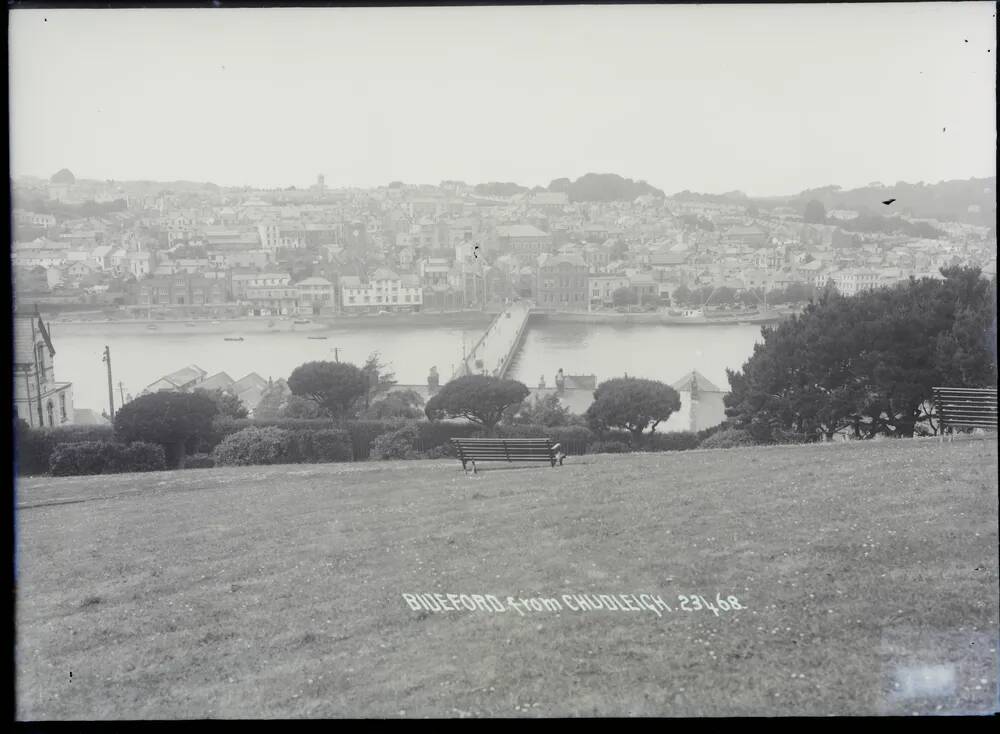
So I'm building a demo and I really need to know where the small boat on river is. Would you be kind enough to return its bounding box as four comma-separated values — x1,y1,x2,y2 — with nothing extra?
224,337,245,342
307,336,328,340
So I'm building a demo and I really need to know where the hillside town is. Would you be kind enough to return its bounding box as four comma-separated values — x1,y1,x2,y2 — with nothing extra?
13,171,997,319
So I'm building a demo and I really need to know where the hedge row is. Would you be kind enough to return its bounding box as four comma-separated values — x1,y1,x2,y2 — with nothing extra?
49,441,166,476
15,415,727,477
15,423,117,476
213,427,353,466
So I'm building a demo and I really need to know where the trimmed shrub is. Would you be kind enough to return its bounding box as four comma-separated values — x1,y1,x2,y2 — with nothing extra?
635,431,700,452
415,420,482,449
213,426,290,466
283,429,353,463
49,441,166,476
109,442,168,473
699,428,756,449
345,419,407,460
587,440,632,454
371,424,421,460
497,423,549,438
407,444,454,460
548,425,596,455
15,423,118,476
182,453,216,469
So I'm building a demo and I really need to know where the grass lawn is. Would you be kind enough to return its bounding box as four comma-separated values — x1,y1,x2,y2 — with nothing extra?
15,438,999,718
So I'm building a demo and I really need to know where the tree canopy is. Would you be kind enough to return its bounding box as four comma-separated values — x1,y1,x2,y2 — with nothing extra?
425,375,530,433
803,200,827,224
113,391,219,466
192,387,248,419
505,393,577,427
724,267,997,441
287,361,369,419
361,389,426,420
613,286,639,307
584,377,682,438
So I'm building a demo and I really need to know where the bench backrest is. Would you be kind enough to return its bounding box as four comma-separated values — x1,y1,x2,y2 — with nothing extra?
451,438,556,458
932,387,998,430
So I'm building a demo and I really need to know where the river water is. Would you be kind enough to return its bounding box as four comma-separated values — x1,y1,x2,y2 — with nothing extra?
46,318,764,412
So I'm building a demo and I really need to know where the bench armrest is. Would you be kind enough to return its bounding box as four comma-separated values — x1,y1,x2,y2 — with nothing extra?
550,443,562,453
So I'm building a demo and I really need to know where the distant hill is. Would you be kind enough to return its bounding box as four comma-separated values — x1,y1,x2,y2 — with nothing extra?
759,177,996,227
473,182,530,197
670,190,750,204
549,173,665,202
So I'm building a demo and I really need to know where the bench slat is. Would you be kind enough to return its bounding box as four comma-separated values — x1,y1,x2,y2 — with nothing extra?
450,437,562,471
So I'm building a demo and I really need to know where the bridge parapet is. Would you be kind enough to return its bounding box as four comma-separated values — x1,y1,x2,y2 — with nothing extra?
453,301,533,380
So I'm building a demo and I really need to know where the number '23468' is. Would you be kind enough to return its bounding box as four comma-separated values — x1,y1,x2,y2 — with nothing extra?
678,594,745,615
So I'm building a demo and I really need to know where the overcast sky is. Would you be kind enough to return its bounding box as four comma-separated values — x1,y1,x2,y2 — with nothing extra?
8,3,996,196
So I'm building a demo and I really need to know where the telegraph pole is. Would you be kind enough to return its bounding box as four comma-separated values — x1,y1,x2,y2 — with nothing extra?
102,346,115,421
118,381,126,405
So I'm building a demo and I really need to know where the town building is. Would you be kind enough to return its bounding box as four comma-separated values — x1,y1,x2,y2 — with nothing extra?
588,275,632,307
340,268,423,313
536,253,589,310
136,275,228,306
495,224,553,257
13,312,74,428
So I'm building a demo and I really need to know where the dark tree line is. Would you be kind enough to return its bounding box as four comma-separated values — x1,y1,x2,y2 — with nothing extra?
724,267,997,442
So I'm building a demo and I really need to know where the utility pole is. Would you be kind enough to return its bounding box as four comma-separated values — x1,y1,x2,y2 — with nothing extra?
102,346,115,421
118,381,126,405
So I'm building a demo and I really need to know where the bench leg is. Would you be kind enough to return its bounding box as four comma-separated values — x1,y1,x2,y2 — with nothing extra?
472,460,477,475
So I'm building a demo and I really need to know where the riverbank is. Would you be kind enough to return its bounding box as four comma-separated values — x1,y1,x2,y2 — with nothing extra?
49,310,495,333
534,309,796,325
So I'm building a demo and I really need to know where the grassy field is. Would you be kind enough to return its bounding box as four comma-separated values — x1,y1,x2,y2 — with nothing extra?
15,438,999,718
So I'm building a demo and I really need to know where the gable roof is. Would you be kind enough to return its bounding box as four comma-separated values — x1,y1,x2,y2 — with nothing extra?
199,372,236,391
233,372,268,393
670,370,724,393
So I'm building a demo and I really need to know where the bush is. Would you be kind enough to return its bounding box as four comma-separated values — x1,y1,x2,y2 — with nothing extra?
15,423,117,476
283,429,353,463
208,417,394,460
634,431,700,452
114,391,219,467
414,421,482,449
345,419,407,460
371,424,421,460
413,444,454,459
182,453,216,469
213,426,290,466
549,425,596,455
587,440,632,454
699,428,756,449
49,441,166,476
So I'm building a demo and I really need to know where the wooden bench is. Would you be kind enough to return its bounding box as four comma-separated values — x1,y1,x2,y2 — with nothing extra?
931,386,998,441
451,437,564,474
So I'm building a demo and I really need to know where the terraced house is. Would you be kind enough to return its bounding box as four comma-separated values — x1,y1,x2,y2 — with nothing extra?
340,268,423,313
536,253,589,310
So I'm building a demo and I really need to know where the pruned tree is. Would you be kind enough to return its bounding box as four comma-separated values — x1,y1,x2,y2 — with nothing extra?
193,387,248,419
584,377,682,440
424,375,530,434
361,389,426,420
113,391,219,467
505,392,574,427
287,361,369,419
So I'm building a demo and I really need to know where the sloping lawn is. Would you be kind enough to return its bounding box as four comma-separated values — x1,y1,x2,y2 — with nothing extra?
15,438,999,718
